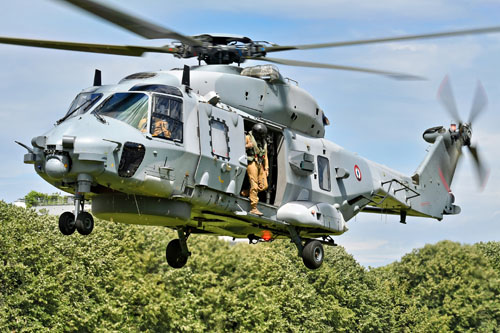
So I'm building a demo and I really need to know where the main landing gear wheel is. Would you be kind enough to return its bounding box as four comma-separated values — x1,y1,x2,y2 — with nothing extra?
58,212,76,235
75,212,94,235
166,239,189,268
302,240,324,270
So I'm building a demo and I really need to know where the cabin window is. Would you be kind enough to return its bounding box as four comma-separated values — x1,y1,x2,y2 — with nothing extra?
94,92,148,131
317,156,331,191
150,94,183,142
209,118,229,159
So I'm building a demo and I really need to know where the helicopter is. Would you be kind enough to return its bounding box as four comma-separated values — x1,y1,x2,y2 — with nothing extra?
6,0,495,269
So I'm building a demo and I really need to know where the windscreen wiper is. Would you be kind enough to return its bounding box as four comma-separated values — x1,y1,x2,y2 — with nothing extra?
93,111,106,123
56,94,101,125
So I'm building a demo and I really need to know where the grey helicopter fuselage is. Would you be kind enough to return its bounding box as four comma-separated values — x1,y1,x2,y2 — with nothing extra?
24,64,462,243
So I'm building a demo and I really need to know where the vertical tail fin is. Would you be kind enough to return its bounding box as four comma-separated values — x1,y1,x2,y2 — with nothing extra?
412,128,462,218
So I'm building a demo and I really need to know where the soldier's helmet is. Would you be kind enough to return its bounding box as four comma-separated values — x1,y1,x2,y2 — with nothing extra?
252,123,267,138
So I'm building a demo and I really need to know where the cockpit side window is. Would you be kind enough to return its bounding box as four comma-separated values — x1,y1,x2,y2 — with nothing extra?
151,94,183,142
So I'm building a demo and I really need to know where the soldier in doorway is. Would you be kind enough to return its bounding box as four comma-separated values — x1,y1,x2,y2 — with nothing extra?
242,123,269,215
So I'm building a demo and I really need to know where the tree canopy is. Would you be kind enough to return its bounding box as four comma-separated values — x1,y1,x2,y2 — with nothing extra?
0,201,498,332
23,191,70,208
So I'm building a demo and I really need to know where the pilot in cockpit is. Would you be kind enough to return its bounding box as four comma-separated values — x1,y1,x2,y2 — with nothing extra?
151,117,171,138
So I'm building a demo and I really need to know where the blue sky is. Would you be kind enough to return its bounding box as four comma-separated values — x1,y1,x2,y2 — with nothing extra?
0,0,499,267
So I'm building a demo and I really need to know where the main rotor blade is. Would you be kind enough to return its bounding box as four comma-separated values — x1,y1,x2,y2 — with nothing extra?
437,75,462,124
56,0,202,46
468,80,488,125
248,56,426,80
0,36,178,56
265,26,500,52
468,145,489,189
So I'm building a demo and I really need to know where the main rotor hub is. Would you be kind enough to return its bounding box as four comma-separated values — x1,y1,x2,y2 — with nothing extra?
176,34,268,65
460,123,472,146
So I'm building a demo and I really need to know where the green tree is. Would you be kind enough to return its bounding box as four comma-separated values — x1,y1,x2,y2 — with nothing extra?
374,241,500,332
23,190,48,207
23,191,69,207
476,241,500,274
1,201,499,332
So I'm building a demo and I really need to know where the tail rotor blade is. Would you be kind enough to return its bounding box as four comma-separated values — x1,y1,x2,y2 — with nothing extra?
468,145,489,189
437,75,462,124
468,80,488,125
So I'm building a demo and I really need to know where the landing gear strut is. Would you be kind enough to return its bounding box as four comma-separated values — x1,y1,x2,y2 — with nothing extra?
166,228,191,268
287,226,325,270
58,193,94,236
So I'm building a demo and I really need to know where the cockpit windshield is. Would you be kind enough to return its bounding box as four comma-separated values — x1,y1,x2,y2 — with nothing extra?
59,92,102,124
94,92,149,131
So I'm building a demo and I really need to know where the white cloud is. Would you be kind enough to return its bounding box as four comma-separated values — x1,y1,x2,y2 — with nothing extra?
338,239,388,251
353,253,405,266
356,40,484,80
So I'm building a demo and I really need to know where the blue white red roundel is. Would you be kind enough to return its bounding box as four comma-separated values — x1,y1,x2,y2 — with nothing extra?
354,165,362,181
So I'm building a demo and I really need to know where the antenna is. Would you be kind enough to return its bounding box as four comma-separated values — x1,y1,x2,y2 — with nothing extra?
93,69,102,86
182,65,190,91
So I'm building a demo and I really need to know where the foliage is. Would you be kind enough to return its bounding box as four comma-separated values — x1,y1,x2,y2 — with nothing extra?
23,190,46,207
1,201,499,332
23,191,70,208
372,241,500,332
476,241,500,274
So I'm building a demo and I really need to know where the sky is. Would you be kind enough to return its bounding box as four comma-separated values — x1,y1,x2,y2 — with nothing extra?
0,0,499,267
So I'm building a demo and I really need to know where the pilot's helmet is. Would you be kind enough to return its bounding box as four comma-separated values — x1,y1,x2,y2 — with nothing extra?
252,123,267,138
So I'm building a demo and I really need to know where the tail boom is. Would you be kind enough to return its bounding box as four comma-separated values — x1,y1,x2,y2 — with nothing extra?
363,127,463,220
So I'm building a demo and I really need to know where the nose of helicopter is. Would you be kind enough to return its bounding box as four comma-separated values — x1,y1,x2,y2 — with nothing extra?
33,113,151,189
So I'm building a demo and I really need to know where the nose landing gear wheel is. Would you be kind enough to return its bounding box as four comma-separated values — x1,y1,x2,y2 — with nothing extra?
166,239,189,268
75,212,94,235
58,212,76,235
302,240,324,269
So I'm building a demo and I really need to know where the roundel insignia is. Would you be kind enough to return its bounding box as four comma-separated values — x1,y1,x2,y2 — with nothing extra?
354,165,362,181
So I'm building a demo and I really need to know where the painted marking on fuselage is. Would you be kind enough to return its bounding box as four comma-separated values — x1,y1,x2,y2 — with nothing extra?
438,167,451,193
218,176,224,183
354,165,362,181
